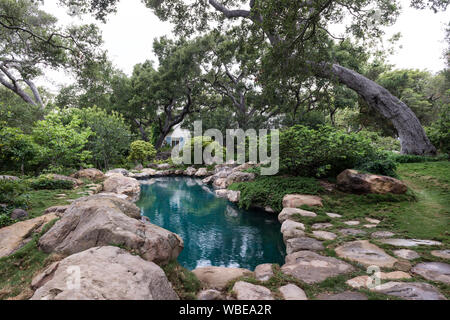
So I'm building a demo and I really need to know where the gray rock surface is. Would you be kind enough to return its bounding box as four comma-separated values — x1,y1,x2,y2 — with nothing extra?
411,262,450,284
371,282,446,300
335,240,397,267
31,246,179,300
282,251,354,284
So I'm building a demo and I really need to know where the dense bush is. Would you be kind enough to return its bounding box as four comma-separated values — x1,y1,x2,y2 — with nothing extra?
70,107,134,169
356,156,399,177
181,136,225,164
32,111,92,170
128,140,157,165
278,125,376,177
426,104,450,156
0,180,30,207
228,176,324,212
0,125,39,174
29,176,74,190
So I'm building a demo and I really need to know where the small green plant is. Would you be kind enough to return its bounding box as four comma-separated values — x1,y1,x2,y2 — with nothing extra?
162,260,201,300
128,140,157,165
229,176,323,212
29,176,74,190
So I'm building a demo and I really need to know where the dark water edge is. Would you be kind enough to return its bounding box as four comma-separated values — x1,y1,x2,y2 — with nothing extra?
136,177,286,270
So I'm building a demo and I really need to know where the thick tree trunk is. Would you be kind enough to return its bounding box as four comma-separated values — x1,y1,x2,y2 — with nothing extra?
315,63,437,155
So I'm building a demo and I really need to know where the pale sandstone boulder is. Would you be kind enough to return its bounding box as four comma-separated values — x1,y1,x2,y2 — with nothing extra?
232,281,274,300
231,162,258,173
213,178,228,189
215,189,229,199
393,249,420,260
0,213,58,258
227,190,240,203
370,282,446,300
278,208,317,223
38,196,183,265
286,237,324,254
105,168,130,177
195,168,208,177
282,194,323,208
431,250,450,259
103,174,141,202
184,167,197,176
346,272,411,289
72,168,105,181
312,231,337,241
192,267,253,290
282,251,354,284
337,169,407,194
30,246,179,300
335,240,397,268
225,171,256,187
254,264,274,282
278,284,307,300
411,262,450,284
280,220,306,242
197,289,224,300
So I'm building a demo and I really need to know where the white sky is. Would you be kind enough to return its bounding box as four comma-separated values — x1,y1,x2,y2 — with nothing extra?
38,0,449,92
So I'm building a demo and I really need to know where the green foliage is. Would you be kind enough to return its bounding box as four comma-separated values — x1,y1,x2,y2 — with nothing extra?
0,125,39,174
162,260,201,300
181,136,225,164
356,157,399,178
278,125,376,177
0,180,30,208
229,176,323,212
128,140,156,165
426,104,450,155
31,110,92,169
70,106,133,169
29,176,74,190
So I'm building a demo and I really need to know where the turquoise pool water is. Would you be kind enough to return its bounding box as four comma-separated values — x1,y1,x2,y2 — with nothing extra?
136,177,286,270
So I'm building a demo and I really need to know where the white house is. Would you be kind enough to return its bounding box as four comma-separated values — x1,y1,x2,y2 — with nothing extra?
164,124,191,148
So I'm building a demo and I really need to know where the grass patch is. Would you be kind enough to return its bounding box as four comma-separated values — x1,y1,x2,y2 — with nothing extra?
162,260,202,300
229,176,324,212
0,219,59,300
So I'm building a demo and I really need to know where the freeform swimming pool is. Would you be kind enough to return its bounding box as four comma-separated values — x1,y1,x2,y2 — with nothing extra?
136,177,286,270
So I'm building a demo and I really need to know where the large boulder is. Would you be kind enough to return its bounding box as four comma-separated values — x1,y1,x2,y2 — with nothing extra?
72,168,105,181
286,237,324,254
411,262,450,284
282,194,323,208
105,168,130,177
0,213,58,258
370,282,446,300
38,196,183,265
103,175,140,202
232,281,274,300
335,240,398,268
184,167,197,176
337,169,407,194
195,168,209,177
282,251,355,284
192,267,253,290
278,208,317,223
71,194,141,219
30,246,179,300
225,171,255,187
280,220,305,242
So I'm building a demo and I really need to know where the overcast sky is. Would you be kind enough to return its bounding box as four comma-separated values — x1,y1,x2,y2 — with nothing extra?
39,0,449,92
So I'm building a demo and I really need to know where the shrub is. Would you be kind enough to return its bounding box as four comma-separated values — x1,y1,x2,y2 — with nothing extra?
29,176,74,190
181,136,225,164
228,176,324,212
0,179,30,208
356,156,399,178
425,104,450,155
128,140,157,165
278,125,376,177
0,125,39,174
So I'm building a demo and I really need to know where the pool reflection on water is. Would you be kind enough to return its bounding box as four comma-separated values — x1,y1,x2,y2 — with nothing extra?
136,177,286,270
